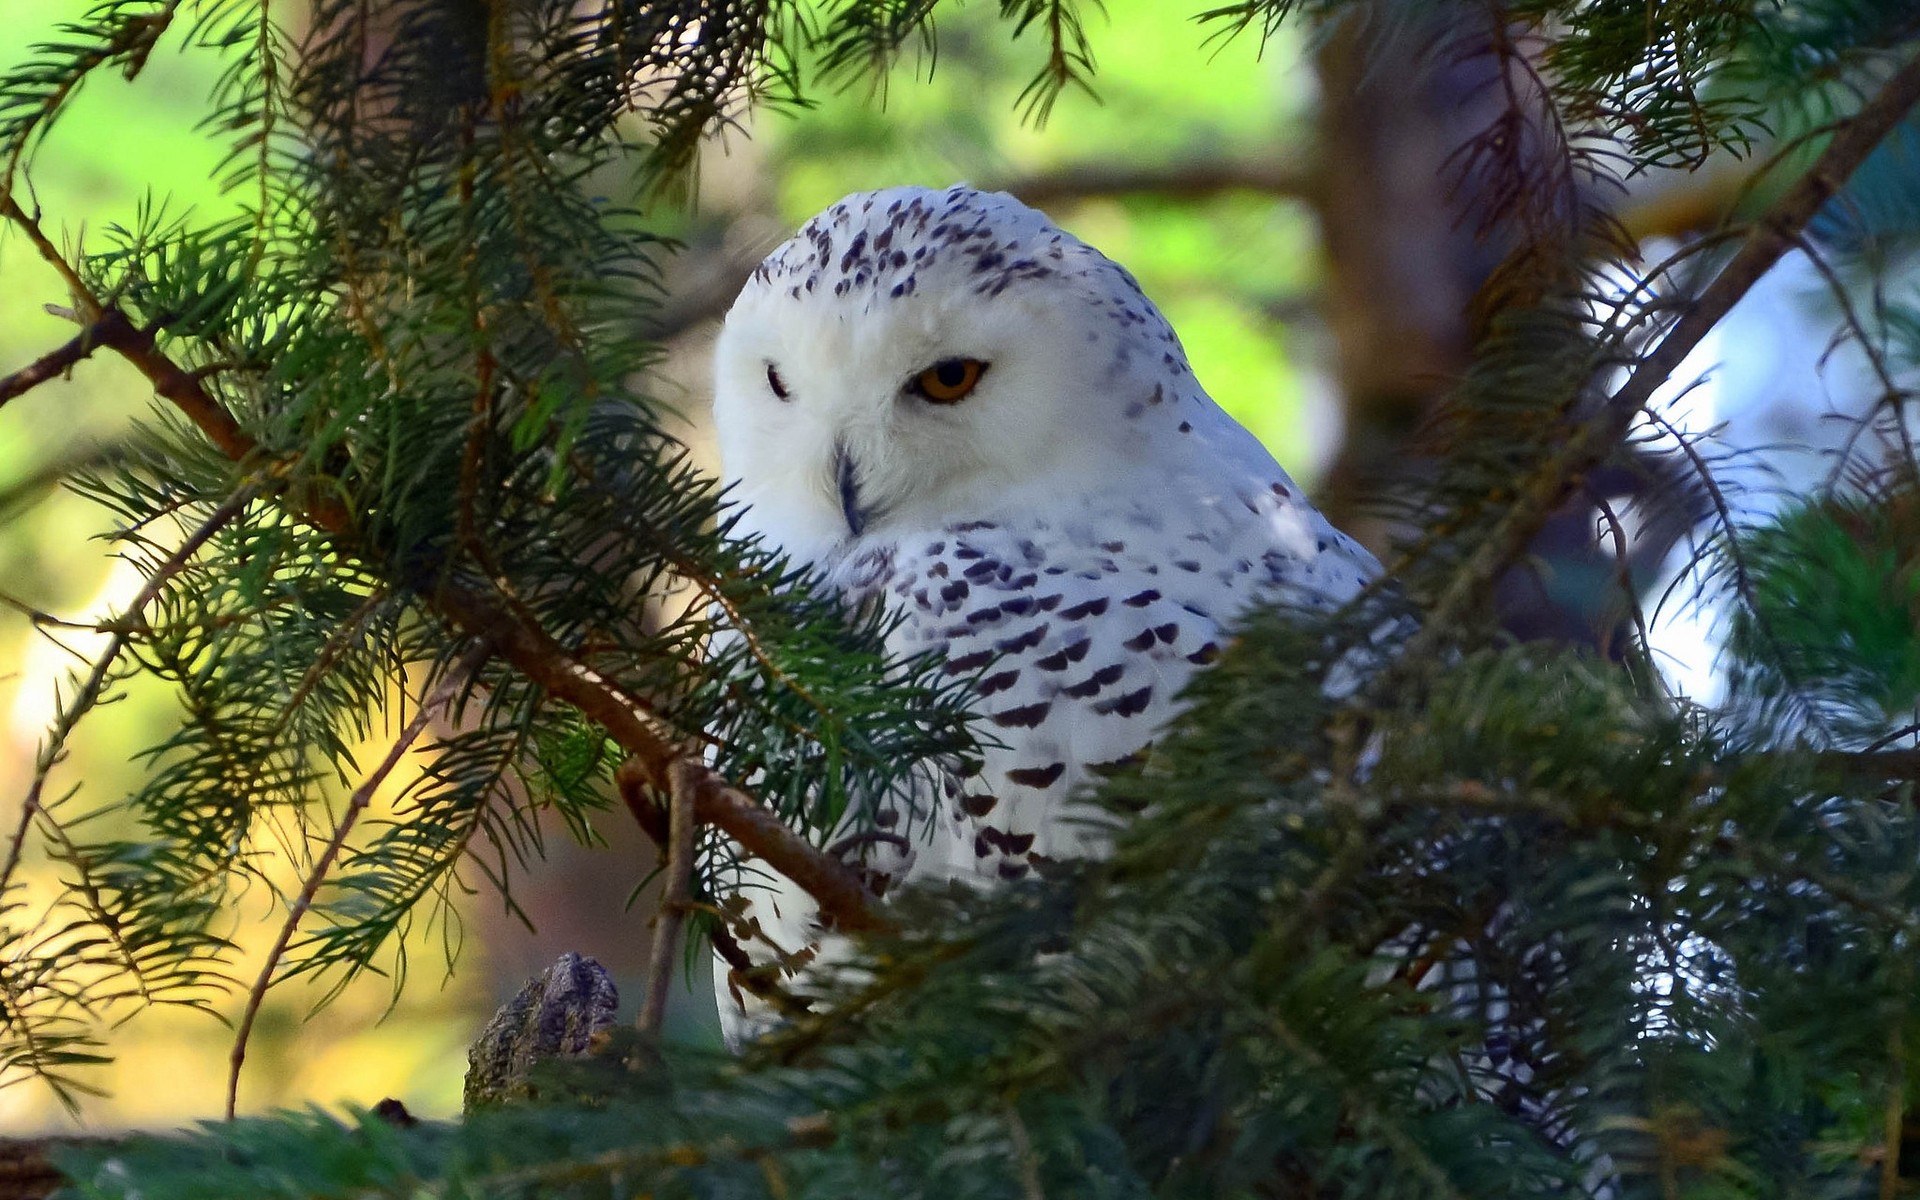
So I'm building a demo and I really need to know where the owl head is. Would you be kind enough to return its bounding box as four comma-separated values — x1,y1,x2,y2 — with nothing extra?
711,185,1217,565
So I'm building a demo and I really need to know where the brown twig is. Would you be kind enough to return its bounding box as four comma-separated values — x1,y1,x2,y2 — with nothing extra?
637,758,701,1034
87,309,258,467
0,327,101,409
225,645,490,1119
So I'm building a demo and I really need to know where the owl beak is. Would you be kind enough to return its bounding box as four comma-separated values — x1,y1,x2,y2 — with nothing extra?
833,441,868,537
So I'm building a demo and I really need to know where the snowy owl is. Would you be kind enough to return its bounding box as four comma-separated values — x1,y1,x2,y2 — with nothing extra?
709,184,1380,1040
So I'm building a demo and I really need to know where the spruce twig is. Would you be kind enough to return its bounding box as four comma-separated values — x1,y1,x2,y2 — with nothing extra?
224,644,491,1120
2,487,258,903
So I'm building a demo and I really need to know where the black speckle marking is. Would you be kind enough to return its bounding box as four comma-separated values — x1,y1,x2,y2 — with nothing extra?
1007,763,1066,788
946,648,995,673
1088,748,1151,777
940,581,969,604
991,700,1052,729
1062,663,1125,698
960,793,999,817
1188,642,1222,665
1153,622,1180,644
977,668,1020,695
1123,629,1157,652
1093,684,1154,717
997,626,1046,653
1122,589,1160,607
1059,597,1109,620
1033,639,1092,671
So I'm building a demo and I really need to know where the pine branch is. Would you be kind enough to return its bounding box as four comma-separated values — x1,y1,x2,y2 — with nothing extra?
224,645,488,1120
0,210,891,940
2,486,257,904
1414,49,1920,650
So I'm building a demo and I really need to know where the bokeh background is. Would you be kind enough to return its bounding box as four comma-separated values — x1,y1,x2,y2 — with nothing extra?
0,0,1892,1132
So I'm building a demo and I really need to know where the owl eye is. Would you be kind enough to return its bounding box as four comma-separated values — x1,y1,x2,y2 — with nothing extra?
766,364,791,400
911,357,987,405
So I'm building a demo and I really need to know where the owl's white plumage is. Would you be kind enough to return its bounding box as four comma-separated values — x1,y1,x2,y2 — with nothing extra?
710,185,1378,1039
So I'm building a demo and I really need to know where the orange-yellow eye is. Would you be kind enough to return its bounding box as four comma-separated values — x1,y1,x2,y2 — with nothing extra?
913,357,987,404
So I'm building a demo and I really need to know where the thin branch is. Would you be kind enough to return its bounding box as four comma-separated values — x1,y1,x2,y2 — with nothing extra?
1589,492,1659,692
87,308,258,468
1823,748,1920,782
446,591,889,934
637,758,700,1035
1004,1103,1047,1200
2,488,256,903
0,327,101,409
641,157,1321,343
0,193,100,321
225,644,490,1120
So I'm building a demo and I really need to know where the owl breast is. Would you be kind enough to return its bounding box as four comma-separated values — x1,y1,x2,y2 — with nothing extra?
828,476,1377,886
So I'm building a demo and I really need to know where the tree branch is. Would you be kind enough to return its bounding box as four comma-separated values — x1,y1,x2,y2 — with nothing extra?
995,155,1318,208
636,758,700,1035
641,156,1321,344
0,327,101,409
225,646,489,1120
1414,51,1920,644
0,201,889,941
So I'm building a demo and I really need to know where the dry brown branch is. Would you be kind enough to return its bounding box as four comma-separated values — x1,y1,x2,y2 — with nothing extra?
224,645,490,1119
642,157,1322,344
0,328,101,409
636,758,701,1034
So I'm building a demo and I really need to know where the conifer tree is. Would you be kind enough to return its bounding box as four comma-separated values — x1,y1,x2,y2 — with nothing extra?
1,1,1918,1196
